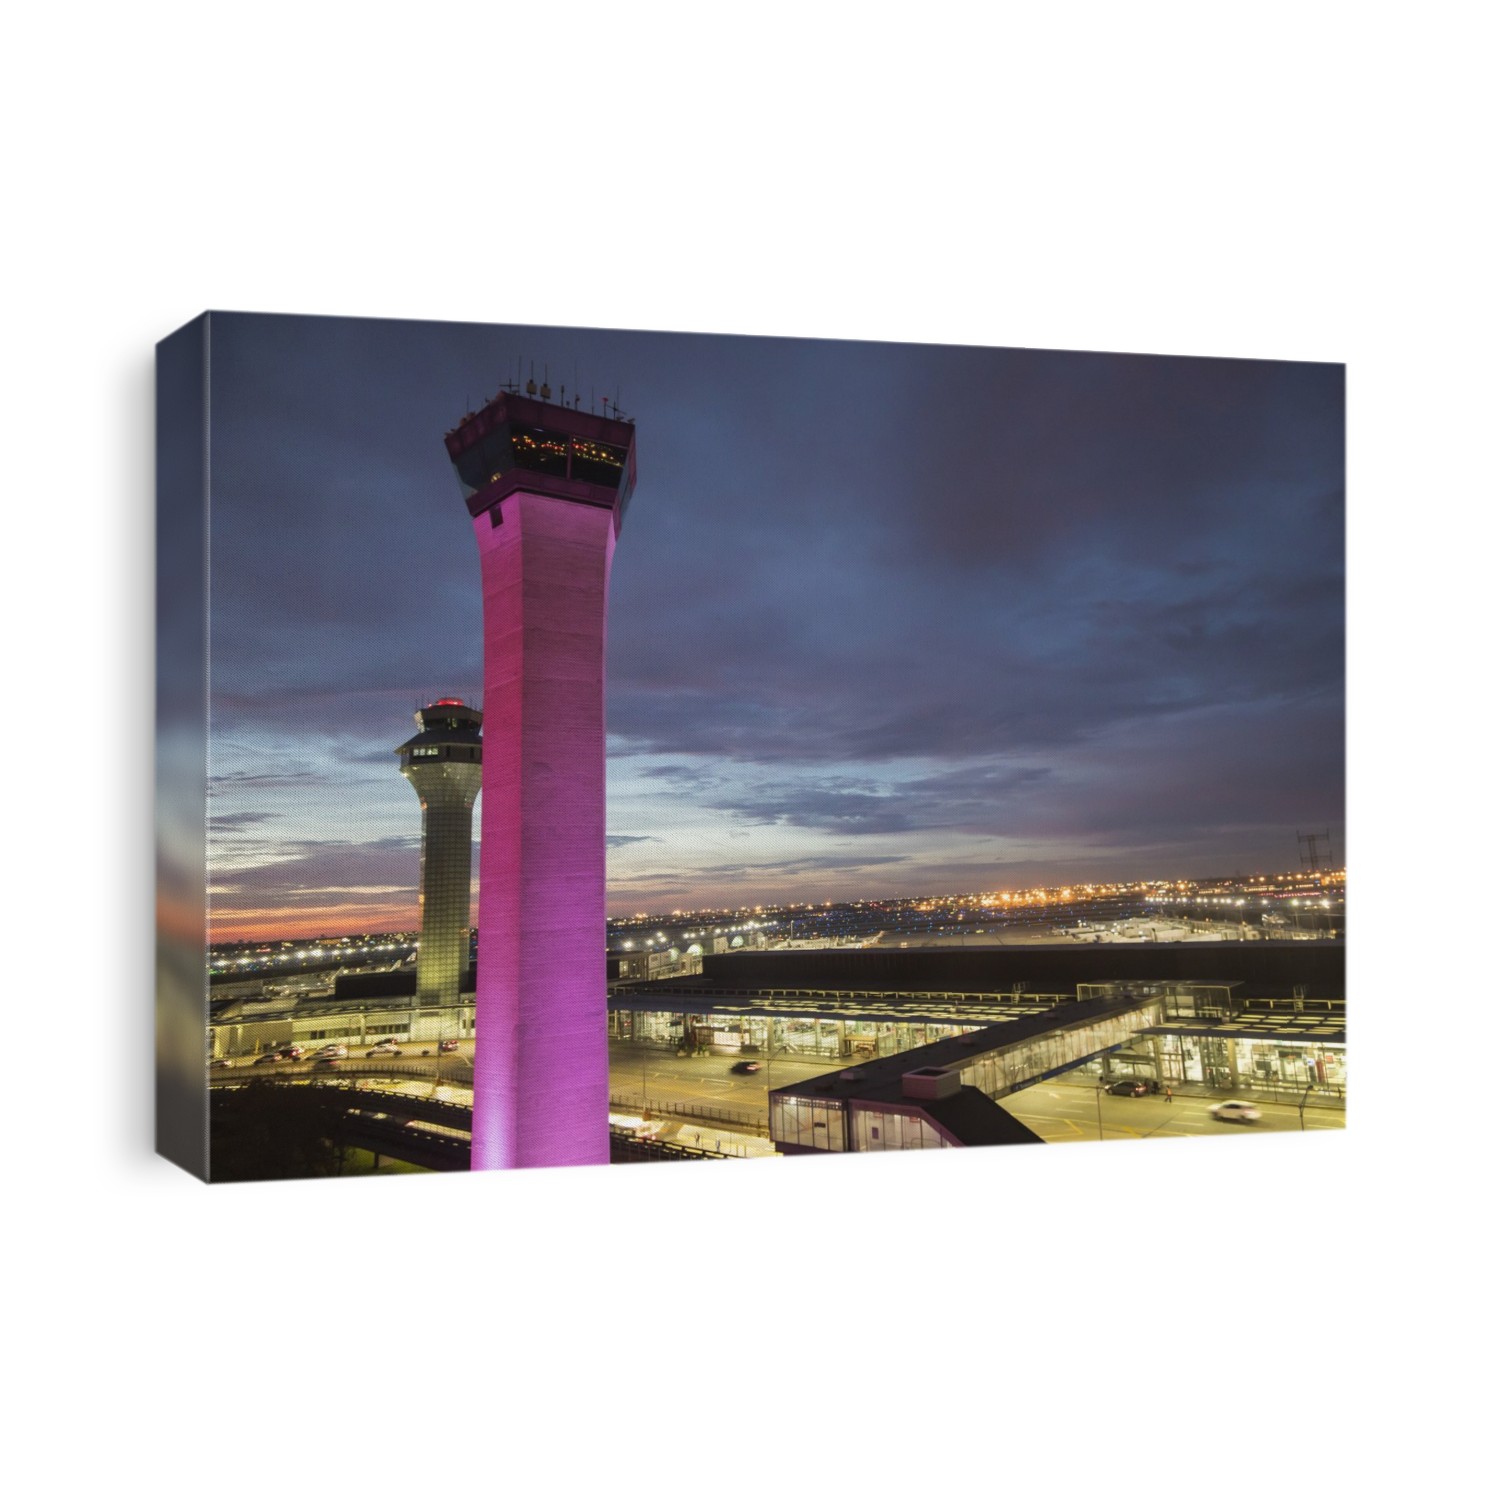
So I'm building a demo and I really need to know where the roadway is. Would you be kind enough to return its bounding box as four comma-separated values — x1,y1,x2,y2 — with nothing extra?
607,1041,839,1116
1000,1076,1345,1142
604,1044,1346,1141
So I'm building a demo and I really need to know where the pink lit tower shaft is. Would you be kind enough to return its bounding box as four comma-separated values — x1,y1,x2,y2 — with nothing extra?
444,382,637,1169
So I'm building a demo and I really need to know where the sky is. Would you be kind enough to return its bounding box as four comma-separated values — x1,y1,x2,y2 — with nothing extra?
203,313,1344,940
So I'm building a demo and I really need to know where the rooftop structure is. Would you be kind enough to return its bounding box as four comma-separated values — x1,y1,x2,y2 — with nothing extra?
767,995,1163,1153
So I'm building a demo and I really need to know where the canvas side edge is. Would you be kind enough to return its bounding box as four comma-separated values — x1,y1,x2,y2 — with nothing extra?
155,315,211,1181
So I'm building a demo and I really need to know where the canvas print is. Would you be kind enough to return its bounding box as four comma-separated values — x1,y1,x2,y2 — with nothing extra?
155,312,1345,1182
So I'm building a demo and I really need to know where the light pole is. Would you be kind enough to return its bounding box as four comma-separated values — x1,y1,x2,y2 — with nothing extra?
762,1019,777,1138
431,1008,449,1097
1095,1081,1105,1141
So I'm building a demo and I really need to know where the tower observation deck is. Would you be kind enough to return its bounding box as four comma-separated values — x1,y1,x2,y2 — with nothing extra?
397,700,483,1012
444,385,638,1169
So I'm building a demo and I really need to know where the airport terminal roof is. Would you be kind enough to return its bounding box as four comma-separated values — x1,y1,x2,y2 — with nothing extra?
1138,1019,1345,1044
691,941,1346,1000
607,984,1066,1025
918,1088,1044,1147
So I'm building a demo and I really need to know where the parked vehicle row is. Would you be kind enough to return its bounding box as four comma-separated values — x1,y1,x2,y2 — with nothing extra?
215,1037,467,1068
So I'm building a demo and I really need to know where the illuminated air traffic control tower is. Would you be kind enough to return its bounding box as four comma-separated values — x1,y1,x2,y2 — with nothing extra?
444,380,637,1169
397,699,483,1014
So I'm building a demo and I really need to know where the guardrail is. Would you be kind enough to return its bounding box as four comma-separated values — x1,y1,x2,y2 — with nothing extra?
218,1076,475,1126
610,1091,768,1133
609,985,1071,1005
211,1057,471,1085
609,1130,730,1163
347,1115,470,1171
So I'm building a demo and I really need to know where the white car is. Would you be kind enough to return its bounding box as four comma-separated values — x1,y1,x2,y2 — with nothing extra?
1210,1099,1262,1124
366,1042,403,1056
314,1044,349,1060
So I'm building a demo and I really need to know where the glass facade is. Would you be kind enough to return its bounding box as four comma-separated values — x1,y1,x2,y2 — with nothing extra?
1150,1033,1346,1096
768,1094,848,1151
569,436,629,487
850,1106,952,1151
606,1009,981,1060
452,417,632,502
951,1001,1163,1100
511,426,571,476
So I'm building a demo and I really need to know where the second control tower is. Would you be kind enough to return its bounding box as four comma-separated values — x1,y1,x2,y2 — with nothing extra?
397,699,483,1013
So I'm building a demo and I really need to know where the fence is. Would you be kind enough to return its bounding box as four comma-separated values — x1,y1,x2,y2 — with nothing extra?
610,1091,768,1134
609,1131,732,1163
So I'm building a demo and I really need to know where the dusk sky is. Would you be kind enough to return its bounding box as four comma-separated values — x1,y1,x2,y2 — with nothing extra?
205,313,1344,940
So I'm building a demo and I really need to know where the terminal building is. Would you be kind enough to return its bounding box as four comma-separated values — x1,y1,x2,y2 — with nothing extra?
208,941,1344,1163
606,944,1346,1152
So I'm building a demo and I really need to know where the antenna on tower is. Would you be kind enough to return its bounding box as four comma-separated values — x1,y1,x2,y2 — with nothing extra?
540,364,551,401
526,360,536,397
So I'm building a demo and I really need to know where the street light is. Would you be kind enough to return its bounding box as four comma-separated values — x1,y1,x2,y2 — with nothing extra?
1298,1079,1316,1131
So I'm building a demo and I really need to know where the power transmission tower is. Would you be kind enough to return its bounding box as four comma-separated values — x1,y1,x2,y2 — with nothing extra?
1297,829,1333,873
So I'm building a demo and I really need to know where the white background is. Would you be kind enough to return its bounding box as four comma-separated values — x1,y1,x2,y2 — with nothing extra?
4,3,1491,1496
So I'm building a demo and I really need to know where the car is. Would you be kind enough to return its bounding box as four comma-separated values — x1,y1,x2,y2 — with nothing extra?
730,1060,762,1074
366,1043,403,1057
1210,1099,1262,1124
1106,1079,1151,1097
282,1046,306,1060
311,1057,340,1071
210,1058,234,1069
253,1053,280,1066
438,1039,459,1053
313,1044,348,1059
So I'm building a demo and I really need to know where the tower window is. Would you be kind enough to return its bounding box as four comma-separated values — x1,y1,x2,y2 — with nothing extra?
512,427,571,477
570,438,627,487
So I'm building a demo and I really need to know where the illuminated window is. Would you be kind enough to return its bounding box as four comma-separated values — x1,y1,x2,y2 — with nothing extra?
511,427,571,477
570,437,627,487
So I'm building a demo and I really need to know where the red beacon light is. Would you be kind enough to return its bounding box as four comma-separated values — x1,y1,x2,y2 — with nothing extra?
433,697,464,706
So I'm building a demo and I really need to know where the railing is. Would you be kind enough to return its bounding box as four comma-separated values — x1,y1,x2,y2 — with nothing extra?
214,1076,476,1127
609,1131,732,1163
211,1057,470,1084
609,1091,767,1133
609,984,1071,1006
1240,997,1345,1017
